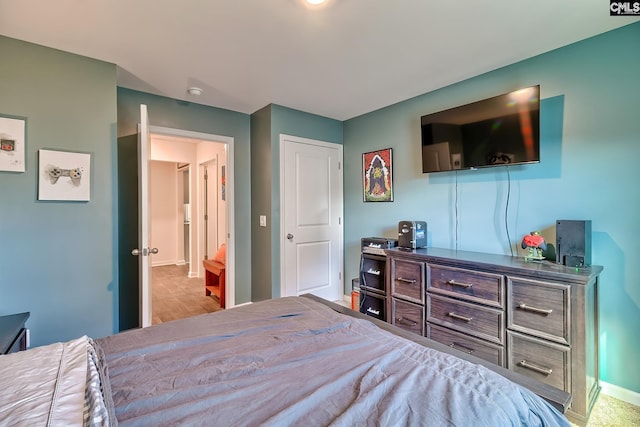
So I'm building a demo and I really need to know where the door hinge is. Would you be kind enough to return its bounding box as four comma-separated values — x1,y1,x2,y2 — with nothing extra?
338,217,341,225
338,161,341,170
339,272,342,280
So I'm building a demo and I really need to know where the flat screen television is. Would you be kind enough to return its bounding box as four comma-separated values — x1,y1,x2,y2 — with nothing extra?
421,85,540,173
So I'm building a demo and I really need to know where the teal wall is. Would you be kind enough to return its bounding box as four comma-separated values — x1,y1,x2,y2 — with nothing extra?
250,104,343,301
0,36,118,345
343,23,640,393
117,88,252,311
250,106,273,301
2,22,638,395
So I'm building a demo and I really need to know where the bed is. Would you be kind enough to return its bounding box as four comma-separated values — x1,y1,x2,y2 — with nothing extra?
0,295,571,426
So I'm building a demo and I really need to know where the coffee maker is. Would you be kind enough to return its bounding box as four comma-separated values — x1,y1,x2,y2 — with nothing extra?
398,221,427,249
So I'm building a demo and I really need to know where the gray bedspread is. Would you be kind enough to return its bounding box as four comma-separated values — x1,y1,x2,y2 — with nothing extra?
97,296,570,426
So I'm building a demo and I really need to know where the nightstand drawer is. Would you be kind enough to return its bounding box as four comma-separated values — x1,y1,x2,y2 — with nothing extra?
507,277,569,345
507,331,570,392
390,258,425,304
428,264,504,308
391,298,424,336
428,324,504,366
427,294,504,344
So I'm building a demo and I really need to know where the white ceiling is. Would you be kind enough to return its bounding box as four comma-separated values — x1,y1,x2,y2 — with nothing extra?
1,1,637,120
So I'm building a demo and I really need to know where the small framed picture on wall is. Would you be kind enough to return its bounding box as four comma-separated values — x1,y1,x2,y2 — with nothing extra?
0,115,26,173
362,147,393,202
38,149,91,201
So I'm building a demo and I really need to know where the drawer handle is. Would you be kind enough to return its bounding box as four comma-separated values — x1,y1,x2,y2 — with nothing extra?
447,279,473,289
447,312,472,322
396,316,418,327
366,268,381,276
518,360,553,376
517,303,553,315
449,342,475,354
397,277,417,284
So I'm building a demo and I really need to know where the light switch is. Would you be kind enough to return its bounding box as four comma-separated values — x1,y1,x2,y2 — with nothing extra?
259,215,267,227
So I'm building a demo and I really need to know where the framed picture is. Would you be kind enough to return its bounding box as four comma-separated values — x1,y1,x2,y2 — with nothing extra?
0,115,26,173
363,148,393,202
221,165,226,201
38,149,91,201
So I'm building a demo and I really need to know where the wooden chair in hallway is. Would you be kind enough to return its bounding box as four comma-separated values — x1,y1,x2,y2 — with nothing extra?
203,259,225,308
203,244,226,308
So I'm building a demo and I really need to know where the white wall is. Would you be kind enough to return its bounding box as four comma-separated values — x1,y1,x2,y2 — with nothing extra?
150,161,178,266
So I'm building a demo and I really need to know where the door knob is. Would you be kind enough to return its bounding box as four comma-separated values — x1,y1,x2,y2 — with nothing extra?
287,233,294,241
131,247,159,256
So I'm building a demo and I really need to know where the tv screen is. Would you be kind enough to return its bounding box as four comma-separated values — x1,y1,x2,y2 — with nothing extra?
421,85,540,173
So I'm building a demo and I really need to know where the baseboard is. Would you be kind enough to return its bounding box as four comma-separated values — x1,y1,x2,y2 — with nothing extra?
152,260,177,267
600,381,640,407
233,301,253,308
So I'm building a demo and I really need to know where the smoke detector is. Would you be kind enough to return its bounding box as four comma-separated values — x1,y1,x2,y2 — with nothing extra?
187,87,203,96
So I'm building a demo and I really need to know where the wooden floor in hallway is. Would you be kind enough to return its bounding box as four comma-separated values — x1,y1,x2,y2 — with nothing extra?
152,264,222,325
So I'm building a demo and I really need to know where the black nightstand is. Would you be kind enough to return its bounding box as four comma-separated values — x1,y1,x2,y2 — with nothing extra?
0,312,30,354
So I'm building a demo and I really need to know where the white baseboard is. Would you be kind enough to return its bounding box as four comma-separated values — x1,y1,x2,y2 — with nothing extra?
600,381,640,406
151,260,176,267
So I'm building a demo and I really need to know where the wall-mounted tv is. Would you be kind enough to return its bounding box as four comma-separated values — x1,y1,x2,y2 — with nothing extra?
421,85,540,173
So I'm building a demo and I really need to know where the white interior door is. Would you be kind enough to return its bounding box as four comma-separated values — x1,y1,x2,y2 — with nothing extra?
281,135,343,301
204,160,218,258
136,104,156,327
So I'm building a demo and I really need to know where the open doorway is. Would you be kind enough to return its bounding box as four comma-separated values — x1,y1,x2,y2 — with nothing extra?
147,128,234,324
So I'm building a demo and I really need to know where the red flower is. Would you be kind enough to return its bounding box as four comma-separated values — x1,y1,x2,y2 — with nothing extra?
522,234,545,248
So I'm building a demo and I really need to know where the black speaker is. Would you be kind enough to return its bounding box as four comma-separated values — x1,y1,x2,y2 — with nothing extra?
359,291,386,321
556,220,592,267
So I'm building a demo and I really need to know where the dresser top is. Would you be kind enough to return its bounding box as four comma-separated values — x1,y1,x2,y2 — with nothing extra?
386,247,602,283
0,312,30,354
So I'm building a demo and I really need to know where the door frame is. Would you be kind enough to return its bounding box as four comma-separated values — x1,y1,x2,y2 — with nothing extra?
199,158,220,262
147,125,236,310
278,133,344,300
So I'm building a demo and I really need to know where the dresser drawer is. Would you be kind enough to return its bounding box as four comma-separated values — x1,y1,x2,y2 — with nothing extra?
507,277,569,345
390,258,425,304
391,298,425,336
507,331,570,392
428,264,504,308
427,294,504,344
428,324,504,366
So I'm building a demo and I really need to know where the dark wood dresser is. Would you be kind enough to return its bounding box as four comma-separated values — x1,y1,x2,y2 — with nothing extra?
0,312,30,355
385,247,601,425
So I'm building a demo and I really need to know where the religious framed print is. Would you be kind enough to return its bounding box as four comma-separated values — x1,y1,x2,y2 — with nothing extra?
362,148,393,202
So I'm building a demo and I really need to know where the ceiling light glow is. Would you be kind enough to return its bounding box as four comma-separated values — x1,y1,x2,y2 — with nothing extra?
306,0,326,4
